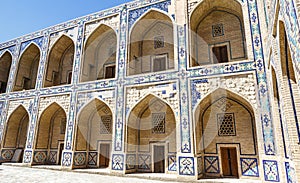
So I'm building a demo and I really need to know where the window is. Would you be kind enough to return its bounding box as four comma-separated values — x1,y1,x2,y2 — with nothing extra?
100,115,112,134
23,77,31,90
104,65,116,79
152,54,167,72
0,82,7,93
152,113,166,134
154,36,164,49
212,45,228,63
217,113,236,136
212,24,224,37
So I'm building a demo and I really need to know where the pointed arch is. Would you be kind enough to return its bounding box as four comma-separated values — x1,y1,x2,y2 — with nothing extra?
74,98,113,168
44,35,75,87
3,105,29,148
13,43,40,91
127,9,175,76
80,24,117,83
189,0,246,67
193,87,256,114
0,49,13,58
35,102,67,150
126,94,176,173
1,105,29,163
126,93,176,121
0,51,13,93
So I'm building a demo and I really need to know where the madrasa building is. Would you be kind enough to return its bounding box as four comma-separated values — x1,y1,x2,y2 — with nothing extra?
0,0,299,182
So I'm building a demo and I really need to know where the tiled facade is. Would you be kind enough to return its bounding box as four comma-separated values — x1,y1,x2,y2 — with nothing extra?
0,0,299,182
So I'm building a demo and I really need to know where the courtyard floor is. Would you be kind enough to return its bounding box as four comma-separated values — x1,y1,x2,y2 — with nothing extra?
0,163,261,183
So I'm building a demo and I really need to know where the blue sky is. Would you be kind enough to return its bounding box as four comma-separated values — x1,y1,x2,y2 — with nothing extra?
0,0,132,43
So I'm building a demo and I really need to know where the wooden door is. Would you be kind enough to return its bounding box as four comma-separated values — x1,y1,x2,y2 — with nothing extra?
99,144,110,168
221,147,238,177
154,146,165,173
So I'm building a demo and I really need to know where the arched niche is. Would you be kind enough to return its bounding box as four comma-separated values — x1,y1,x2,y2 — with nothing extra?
80,25,117,82
35,102,66,165
74,98,113,168
44,35,74,87
2,105,29,163
190,0,246,66
0,51,12,93
127,10,174,76
126,94,176,173
13,44,40,91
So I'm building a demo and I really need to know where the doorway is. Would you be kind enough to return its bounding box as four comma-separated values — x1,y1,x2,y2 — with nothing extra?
58,143,64,165
153,145,165,173
220,147,238,178
99,144,110,168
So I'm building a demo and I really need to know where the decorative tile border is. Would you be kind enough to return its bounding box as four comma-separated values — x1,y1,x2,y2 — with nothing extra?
179,156,195,176
247,0,276,155
128,0,172,30
168,154,177,171
126,154,136,170
263,160,280,182
138,154,151,170
73,152,86,166
112,154,124,170
241,158,259,177
204,156,219,174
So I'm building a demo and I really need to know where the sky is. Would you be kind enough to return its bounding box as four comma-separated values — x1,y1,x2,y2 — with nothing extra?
0,0,133,43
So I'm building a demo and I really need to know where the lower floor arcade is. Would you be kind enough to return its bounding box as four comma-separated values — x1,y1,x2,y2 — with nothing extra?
0,88,261,180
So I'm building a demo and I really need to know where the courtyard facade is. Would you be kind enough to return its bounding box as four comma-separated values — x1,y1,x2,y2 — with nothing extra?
0,0,300,182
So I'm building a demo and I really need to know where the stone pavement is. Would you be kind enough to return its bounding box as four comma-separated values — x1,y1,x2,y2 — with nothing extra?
0,164,261,183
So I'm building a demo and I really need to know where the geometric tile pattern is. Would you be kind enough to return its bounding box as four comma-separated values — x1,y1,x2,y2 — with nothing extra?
126,154,136,170
263,160,280,182
49,151,57,164
62,152,72,167
168,155,176,171
88,152,97,167
33,151,47,164
128,0,172,30
74,152,86,166
204,156,219,174
177,25,192,154
1,149,14,160
241,158,259,177
179,157,195,176
285,162,297,183
248,0,276,155
112,154,124,170
23,150,32,163
138,154,151,170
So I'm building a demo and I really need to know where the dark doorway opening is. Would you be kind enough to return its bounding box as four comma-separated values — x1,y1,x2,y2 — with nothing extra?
154,145,165,173
99,144,110,168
